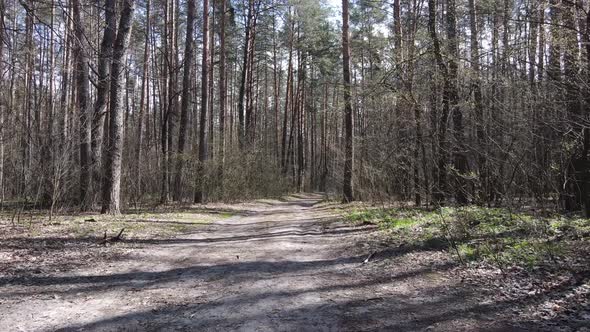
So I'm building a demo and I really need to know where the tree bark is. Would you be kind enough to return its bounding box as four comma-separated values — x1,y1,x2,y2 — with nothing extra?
562,0,582,211
392,0,402,64
92,0,117,198
208,4,215,158
195,0,209,203
135,0,150,202
469,0,486,202
0,0,5,207
101,0,136,214
281,10,293,172
237,1,252,149
428,0,449,203
72,0,92,209
341,0,354,203
173,0,195,202
582,9,590,217
447,0,468,204
218,0,227,189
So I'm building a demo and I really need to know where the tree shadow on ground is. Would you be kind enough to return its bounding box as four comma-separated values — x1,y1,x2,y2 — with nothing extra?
4,195,584,331
46,260,577,332
3,226,585,331
0,221,375,251
120,194,325,218
1,240,408,290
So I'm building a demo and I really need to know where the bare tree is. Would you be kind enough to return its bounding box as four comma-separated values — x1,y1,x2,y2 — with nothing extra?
71,0,92,209
218,0,227,188
447,0,468,204
341,0,353,203
195,0,210,203
92,0,117,197
173,0,196,202
135,0,150,201
102,0,136,214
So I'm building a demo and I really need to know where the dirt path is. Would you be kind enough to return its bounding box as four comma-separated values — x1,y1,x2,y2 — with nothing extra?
1,194,537,331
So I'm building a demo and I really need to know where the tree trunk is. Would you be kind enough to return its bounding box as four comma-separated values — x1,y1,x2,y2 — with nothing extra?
341,0,354,203
160,0,171,204
296,52,304,192
281,10,293,172
582,10,590,217
72,0,92,209
562,1,582,211
428,0,449,203
272,11,280,163
528,1,537,86
101,0,136,214
208,4,215,158
0,0,5,207
92,0,117,199
173,0,195,202
218,0,227,189
447,0,468,204
135,0,150,202
166,0,179,203
469,0,486,202
407,0,427,205
195,0,209,203
393,0,402,64
237,1,252,149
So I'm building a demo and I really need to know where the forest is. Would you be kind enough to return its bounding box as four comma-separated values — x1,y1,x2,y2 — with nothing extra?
0,0,589,330
0,0,586,215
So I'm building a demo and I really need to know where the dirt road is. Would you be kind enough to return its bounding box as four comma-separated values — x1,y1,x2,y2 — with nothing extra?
0,194,533,331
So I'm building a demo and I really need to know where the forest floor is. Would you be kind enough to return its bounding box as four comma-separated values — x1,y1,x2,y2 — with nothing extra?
0,193,588,331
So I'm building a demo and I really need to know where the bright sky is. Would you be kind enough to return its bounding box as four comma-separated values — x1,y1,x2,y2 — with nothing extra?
326,0,342,10
326,0,342,24
323,0,389,36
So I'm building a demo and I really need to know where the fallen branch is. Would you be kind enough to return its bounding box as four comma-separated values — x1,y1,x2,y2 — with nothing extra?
113,228,125,241
363,251,376,264
98,228,125,245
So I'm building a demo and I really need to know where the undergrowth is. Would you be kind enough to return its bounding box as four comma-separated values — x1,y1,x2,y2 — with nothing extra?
346,206,590,273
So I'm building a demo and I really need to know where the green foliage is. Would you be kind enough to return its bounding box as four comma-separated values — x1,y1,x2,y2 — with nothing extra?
550,217,590,236
458,243,478,261
381,216,417,229
345,209,382,223
345,205,589,271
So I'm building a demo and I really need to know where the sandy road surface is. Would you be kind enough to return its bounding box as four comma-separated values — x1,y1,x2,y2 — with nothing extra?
1,194,527,331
